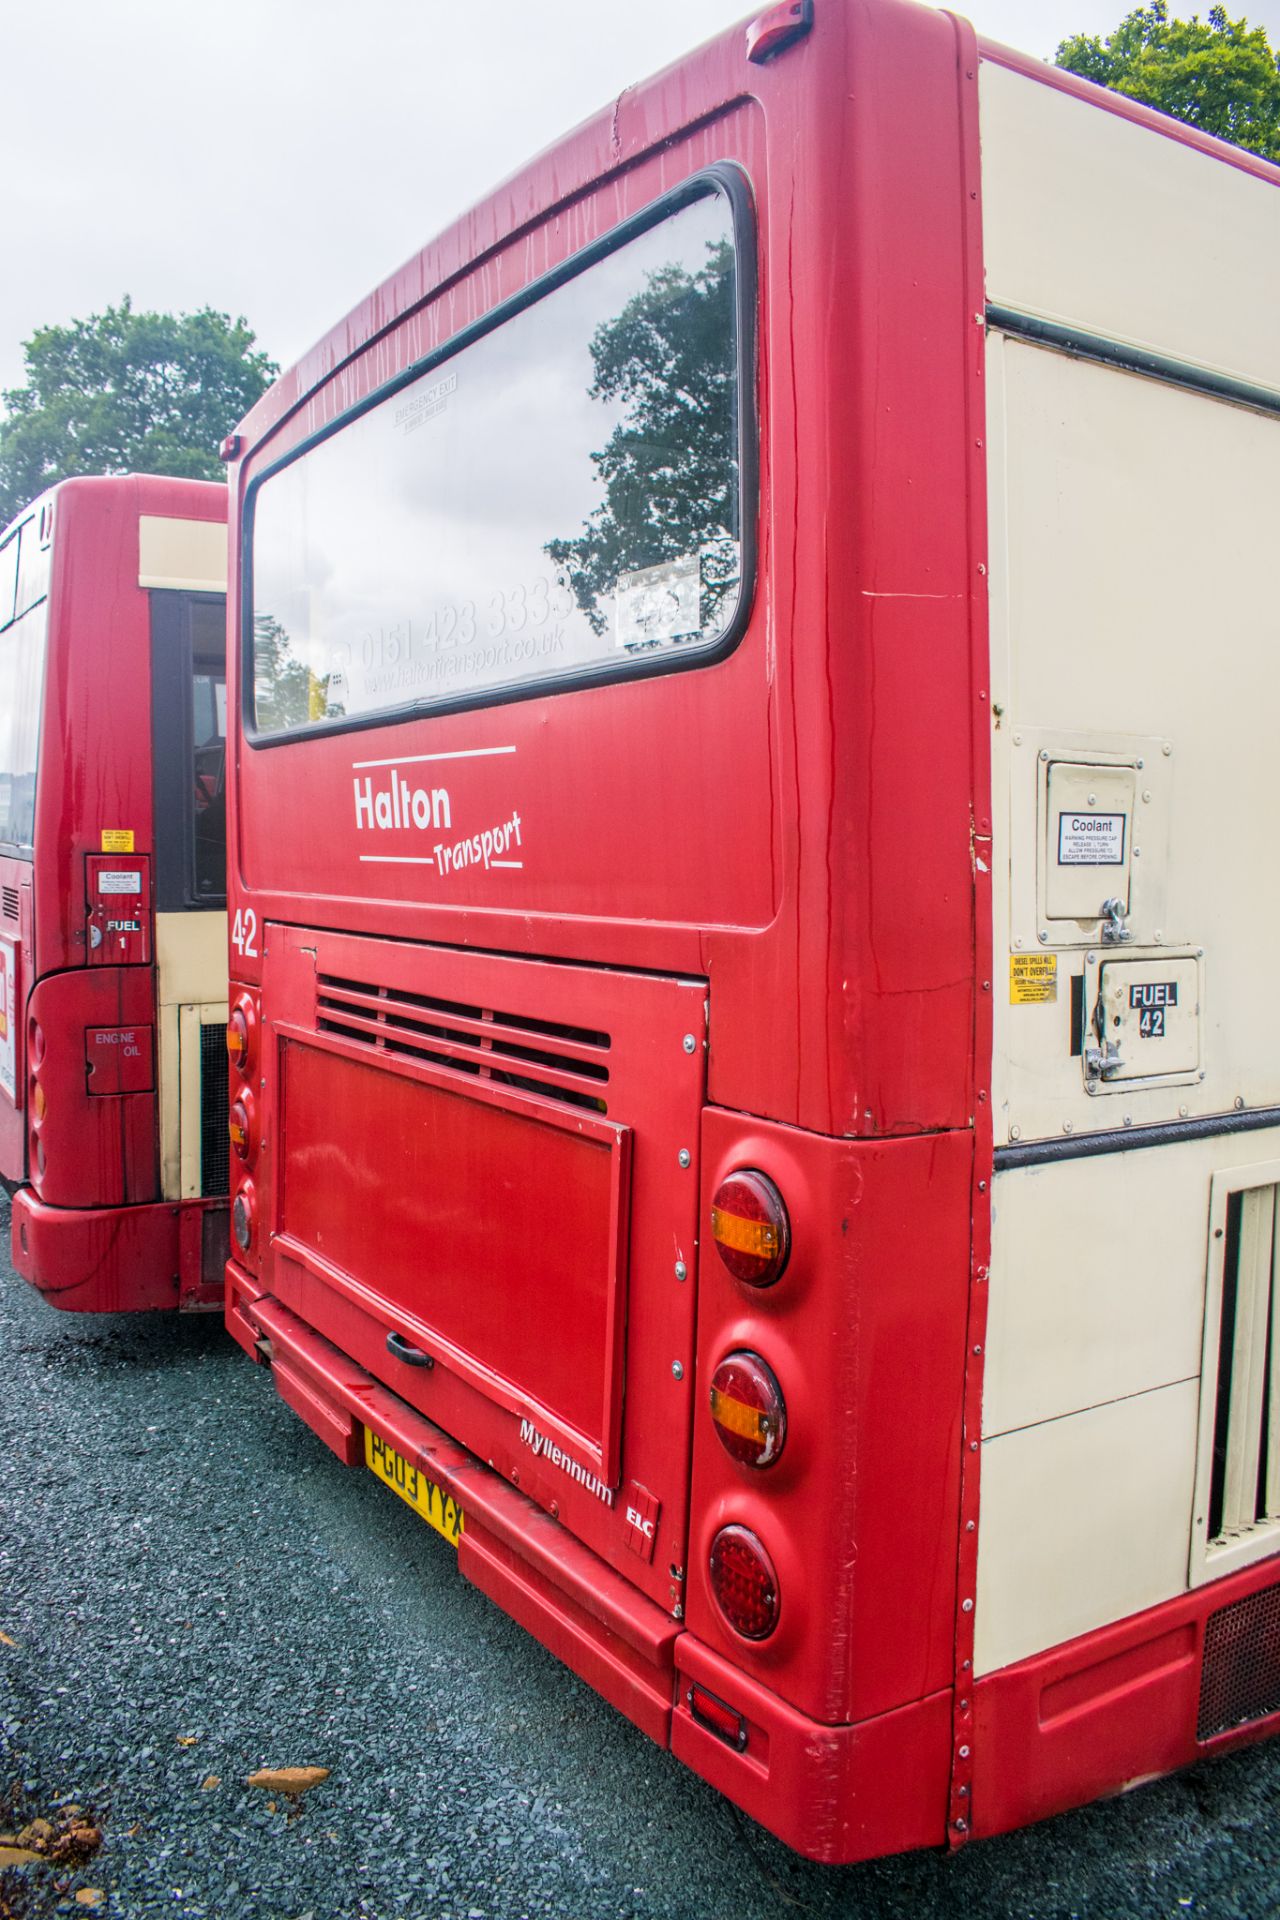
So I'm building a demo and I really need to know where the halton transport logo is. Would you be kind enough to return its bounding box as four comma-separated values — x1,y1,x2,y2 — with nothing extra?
351,747,524,876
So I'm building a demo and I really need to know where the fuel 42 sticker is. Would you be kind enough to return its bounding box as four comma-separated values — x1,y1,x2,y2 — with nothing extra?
1131,979,1176,1037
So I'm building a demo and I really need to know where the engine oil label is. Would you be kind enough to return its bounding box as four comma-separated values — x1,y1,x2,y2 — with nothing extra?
1058,812,1126,866
1010,953,1058,1004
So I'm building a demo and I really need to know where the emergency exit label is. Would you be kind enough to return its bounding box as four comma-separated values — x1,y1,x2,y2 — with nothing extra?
1057,812,1126,866
1010,953,1058,1004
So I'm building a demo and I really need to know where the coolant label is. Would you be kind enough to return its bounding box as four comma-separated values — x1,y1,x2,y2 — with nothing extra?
96,871,142,895
1057,812,1126,866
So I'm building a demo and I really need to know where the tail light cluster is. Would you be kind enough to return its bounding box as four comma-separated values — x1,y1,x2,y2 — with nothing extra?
27,1018,46,1184
704,1169,792,1644
226,992,260,1259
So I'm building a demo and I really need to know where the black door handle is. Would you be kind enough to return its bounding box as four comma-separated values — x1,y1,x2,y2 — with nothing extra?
386,1330,434,1368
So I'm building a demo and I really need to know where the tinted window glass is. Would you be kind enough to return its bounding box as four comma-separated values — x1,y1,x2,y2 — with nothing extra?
0,597,49,854
190,597,226,899
250,183,742,733
151,591,226,906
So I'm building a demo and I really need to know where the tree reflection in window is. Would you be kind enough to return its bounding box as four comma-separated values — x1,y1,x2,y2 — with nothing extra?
546,237,739,647
253,611,345,731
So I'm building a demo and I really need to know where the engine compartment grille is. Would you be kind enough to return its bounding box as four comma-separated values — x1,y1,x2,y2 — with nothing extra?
316,973,611,1114
199,1020,230,1197
1198,1581,1280,1741
1206,1182,1280,1548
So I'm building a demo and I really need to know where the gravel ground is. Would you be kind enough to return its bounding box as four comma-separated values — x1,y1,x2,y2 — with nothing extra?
1,1194,1279,1920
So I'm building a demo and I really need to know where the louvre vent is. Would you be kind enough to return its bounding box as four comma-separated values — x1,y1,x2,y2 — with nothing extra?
199,1020,230,1197
316,974,611,1114
1192,1170,1280,1585
1198,1582,1280,1741
1,887,18,921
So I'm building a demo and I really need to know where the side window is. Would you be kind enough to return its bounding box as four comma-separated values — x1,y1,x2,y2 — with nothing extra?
0,519,49,858
151,591,227,907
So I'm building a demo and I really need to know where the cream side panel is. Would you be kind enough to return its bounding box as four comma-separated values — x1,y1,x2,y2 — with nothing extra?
138,516,227,593
979,61,1280,391
156,912,228,1008
156,912,228,1200
975,1380,1200,1674
983,1141,1247,1438
988,337,1280,1143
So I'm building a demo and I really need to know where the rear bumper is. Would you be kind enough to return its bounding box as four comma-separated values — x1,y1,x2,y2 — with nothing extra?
228,1272,956,1863
971,1553,1280,1842
12,1189,227,1312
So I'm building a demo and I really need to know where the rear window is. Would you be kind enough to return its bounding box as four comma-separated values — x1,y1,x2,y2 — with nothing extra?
248,173,750,737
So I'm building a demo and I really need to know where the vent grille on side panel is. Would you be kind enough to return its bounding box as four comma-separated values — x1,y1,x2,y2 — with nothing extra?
1198,1582,1280,1740
316,974,611,1114
1206,1184,1280,1549
2,887,18,921
199,1020,230,1198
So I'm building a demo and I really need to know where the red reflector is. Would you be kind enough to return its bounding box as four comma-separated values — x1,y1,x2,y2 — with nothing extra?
709,1351,787,1467
710,1170,790,1286
709,1524,780,1640
686,1683,748,1751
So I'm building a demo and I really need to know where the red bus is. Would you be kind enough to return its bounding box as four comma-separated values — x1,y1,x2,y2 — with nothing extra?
2,476,230,1312
222,0,1280,1862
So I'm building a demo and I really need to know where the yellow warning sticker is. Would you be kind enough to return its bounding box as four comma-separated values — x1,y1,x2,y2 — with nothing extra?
1010,953,1058,1005
101,829,135,853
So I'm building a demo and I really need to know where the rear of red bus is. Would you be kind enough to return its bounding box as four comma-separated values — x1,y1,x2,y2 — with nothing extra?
222,0,1280,1866
3,476,230,1311
223,0,978,1863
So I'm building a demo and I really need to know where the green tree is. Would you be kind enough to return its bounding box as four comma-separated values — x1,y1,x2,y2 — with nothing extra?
1056,4,1280,161
0,298,277,525
546,237,740,642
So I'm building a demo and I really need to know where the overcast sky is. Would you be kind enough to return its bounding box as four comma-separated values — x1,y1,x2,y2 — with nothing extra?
3,0,1279,397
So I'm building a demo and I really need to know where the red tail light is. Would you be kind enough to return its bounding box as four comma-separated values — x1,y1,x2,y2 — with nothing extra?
710,1170,790,1285
709,1524,780,1640
709,1351,787,1467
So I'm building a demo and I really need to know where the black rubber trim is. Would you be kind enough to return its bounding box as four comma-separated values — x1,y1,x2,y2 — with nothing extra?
996,1106,1280,1172
242,164,759,749
986,305,1280,419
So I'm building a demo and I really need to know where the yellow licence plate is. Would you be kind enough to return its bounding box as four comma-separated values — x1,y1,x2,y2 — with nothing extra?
365,1429,463,1547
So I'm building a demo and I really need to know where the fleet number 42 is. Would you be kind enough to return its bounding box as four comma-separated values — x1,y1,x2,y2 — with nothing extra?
231,907,259,957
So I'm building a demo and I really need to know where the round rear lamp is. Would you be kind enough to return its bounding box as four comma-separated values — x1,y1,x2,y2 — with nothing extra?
710,1170,790,1286
709,1524,780,1640
709,1352,787,1467
232,1185,255,1254
226,1006,252,1076
229,1098,252,1162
